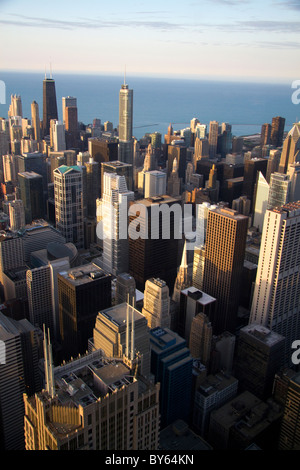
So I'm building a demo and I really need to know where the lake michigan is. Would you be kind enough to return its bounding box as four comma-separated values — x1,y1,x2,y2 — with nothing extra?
0,71,299,140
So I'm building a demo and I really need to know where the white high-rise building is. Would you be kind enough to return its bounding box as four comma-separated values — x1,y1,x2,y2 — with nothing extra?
253,171,269,232
8,199,25,231
144,170,166,198
100,172,134,276
52,120,66,152
54,165,84,248
250,201,300,364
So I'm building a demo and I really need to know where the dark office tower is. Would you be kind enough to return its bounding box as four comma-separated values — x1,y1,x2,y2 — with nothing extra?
270,116,285,148
0,313,24,450
54,165,84,249
17,151,48,192
0,312,42,450
128,195,180,293
115,272,136,306
58,263,111,360
18,171,44,224
84,157,100,218
65,106,78,148
208,121,219,159
234,323,285,400
118,82,133,164
42,76,58,137
49,149,77,182
31,100,40,142
202,207,248,335
261,123,271,146
178,286,216,353
266,149,281,183
101,160,133,196
88,137,118,164
167,141,187,183
278,121,300,174
150,327,193,429
276,370,300,450
242,157,268,208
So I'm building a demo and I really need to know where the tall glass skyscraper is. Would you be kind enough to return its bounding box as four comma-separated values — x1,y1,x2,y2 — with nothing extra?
42,76,58,137
53,165,84,249
118,82,133,165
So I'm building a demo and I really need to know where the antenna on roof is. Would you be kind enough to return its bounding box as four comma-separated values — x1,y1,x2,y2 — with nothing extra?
50,59,52,79
124,65,126,85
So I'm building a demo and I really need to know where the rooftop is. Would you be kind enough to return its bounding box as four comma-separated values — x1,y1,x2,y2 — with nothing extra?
99,302,145,329
159,420,212,451
58,263,110,286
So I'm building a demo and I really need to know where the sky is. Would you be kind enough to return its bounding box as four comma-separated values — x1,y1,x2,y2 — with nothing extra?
0,0,299,83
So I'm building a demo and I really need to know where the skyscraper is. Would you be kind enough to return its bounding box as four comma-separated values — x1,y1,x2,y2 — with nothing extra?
18,171,44,224
178,286,217,347
58,263,111,360
142,277,170,329
62,96,77,124
267,172,290,210
234,323,285,400
202,207,249,334
270,116,285,148
278,121,300,174
250,201,300,365
118,81,133,164
261,123,271,146
26,265,55,339
52,120,66,152
8,94,22,118
100,160,133,195
172,241,192,303
92,301,151,378
84,157,100,218
150,326,193,429
23,349,160,450
31,100,40,142
42,76,58,137
128,195,180,292
276,370,300,450
8,199,25,231
0,314,42,449
208,121,219,159
100,172,134,276
54,165,84,249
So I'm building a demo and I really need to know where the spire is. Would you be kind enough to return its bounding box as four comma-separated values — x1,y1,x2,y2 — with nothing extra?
172,157,178,173
43,324,55,398
180,239,188,269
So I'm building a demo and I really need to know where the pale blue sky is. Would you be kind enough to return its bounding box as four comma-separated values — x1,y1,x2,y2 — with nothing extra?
0,0,299,82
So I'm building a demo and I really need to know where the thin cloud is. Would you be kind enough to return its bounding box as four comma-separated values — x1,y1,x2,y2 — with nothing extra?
217,19,300,33
0,13,184,32
274,0,300,10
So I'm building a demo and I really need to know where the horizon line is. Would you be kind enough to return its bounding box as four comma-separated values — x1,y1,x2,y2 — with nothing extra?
0,68,294,87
